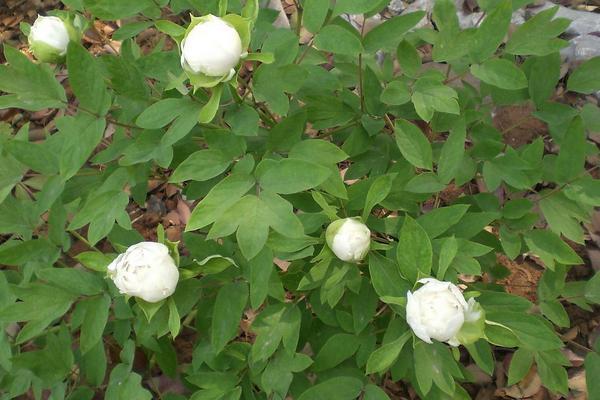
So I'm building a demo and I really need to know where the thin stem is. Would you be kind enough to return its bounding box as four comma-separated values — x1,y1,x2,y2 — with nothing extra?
384,113,395,132
63,100,137,131
358,53,365,112
294,0,303,37
92,22,119,55
69,230,102,253
316,120,360,138
295,38,314,65
534,165,599,203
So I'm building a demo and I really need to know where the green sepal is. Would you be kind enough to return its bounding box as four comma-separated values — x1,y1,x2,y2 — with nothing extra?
199,84,224,123
456,301,486,345
29,40,66,64
136,298,165,321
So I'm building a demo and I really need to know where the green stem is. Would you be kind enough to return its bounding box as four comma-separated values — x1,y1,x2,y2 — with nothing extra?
69,230,102,253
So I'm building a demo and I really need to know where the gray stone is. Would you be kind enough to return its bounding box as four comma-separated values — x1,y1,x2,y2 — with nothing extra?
388,0,405,14
562,34,600,62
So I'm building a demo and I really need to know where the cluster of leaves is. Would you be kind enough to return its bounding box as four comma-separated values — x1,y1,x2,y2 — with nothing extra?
0,0,600,399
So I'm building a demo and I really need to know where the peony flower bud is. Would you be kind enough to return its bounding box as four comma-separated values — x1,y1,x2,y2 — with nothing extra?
406,278,483,346
181,15,244,81
107,242,179,303
326,218,371,263
28,15,77,63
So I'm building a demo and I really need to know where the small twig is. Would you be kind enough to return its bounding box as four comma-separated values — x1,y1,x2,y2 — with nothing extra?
316,120,360,138
384,114,395,132
475,12,486,27
69,230,102,253
534,165,599,203
295,38,314,65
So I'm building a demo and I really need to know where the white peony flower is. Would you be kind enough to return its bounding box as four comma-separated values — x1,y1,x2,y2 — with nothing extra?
181,15,243,78
29,15,71,62
326,218,371,263
406,278,482,346
107,242,179,303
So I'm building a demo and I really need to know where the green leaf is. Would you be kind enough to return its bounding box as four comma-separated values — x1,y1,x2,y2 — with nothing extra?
470,59,528,90
505,6,570,56
168,298,181,339
396,216,432,282
539,191,586,244
417,204,470,238
528,53,561,107
248,247,273,309
351,279,379,334
568,56,600,94
437,120,466,183
80,294,111,354
524,229,583,269
465,340,495,376
313,333,360,371
251,304,301,361
256,158,332,194
540,299,569,328
362,174,394,221
267,110,307,152
394,119,433,170
68,190,130,246
437,236,457,280
136,98,190,128
535,352,568,395
186,174,255,231
58,115,106,180
380,80,411,105
170,149,231,182
0,239,58,266
74,252,113,273
585,272,600,304
225,104,260,136
36,268,105,296
363,384,391,400
298,377,363,400
507,348,534,385
0,283,75,323
556,116,587,183
289,139,348,165
469,0,512,62
303,0,330,33
113,21,154,40
83,0,154,19
586,353,600,399
5,139,59,175
67,43,111,116
363,12,426,52
414,342,457,395
314,25,363,56
211,282,248,354
411,78,460,121
397,40,421,78
369,253,411,299
366,331,410,374
487,312,564,350
332,0,386,15
155,20,186,37
0,45,66,110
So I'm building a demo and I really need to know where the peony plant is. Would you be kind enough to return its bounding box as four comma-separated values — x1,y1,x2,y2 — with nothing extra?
0,0,599,399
